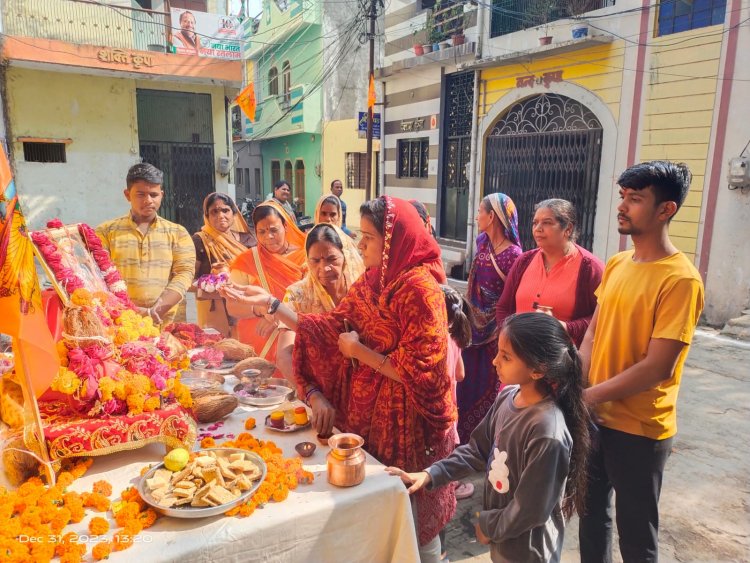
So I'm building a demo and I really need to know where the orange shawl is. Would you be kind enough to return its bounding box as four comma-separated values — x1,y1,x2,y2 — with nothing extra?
231,201,306,360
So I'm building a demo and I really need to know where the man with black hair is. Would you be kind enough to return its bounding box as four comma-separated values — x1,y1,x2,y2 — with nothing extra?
330,179,355,238
578,161,704,563
265,179,297,224
96,163,195,325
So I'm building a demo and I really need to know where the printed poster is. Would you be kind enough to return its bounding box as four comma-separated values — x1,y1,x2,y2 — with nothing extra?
171,8,241,60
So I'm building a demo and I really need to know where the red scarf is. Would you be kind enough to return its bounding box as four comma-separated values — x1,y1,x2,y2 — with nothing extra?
364,196,446,293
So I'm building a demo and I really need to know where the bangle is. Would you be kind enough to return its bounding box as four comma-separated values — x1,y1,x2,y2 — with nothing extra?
304,386,321,406
376,354,389,374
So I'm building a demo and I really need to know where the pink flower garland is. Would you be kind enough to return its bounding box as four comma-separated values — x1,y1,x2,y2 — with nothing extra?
31,219,134,307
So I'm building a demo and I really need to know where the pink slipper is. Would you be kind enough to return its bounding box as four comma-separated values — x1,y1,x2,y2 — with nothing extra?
455,482,474,499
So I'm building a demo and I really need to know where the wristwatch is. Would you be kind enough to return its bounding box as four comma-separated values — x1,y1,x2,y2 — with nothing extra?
267,297,281,315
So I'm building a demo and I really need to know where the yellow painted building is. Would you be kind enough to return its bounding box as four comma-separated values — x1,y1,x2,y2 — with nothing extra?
321,119,379,232
380,0,750,324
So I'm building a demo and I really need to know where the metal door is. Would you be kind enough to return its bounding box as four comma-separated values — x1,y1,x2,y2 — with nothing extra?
136,89,215,235
440,71,474,241
484,94,602,251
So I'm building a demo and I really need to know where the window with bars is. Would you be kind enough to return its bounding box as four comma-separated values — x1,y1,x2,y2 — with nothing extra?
268,67,279,96
282,61,291,103
397,139,429,178
346,153,368,190
657,0,726,35
23,142,67,163
271,160,281,186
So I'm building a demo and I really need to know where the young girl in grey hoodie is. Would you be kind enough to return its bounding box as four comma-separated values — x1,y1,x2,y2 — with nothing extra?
387,313,591,562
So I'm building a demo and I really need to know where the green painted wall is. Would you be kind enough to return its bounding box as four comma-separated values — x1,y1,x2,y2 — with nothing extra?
261,132,322,216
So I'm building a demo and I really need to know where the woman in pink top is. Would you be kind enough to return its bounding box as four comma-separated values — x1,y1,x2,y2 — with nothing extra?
495,199,604,347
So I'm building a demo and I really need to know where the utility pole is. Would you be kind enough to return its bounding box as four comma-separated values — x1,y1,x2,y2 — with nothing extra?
364,0,378,201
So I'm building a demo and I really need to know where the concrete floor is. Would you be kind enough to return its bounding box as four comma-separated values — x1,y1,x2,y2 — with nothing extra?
441,329,750,563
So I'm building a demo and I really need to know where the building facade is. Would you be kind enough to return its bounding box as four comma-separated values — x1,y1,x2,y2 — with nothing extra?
240,0,379,218
379,0,750,325
0,0,241,235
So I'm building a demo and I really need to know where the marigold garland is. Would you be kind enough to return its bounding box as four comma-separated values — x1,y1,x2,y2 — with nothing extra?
0,459,96,563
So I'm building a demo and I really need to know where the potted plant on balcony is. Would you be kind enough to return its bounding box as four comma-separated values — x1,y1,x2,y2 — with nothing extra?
412,25,425,56
529,0,556,45
449,4,467,47
425,10,443,51
566,0,598,38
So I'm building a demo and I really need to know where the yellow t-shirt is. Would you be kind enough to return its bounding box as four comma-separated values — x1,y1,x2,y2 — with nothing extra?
590,250,704,439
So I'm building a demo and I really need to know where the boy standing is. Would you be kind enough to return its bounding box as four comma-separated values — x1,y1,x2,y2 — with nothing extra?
579,161,704,562
96,163,195,325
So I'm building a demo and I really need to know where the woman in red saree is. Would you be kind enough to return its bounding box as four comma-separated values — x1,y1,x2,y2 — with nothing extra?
227,201,306,361
221,196,457,559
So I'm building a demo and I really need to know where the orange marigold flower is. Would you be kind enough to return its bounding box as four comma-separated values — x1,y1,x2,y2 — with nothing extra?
114,501,141,527
51,507,72,533
224,505,241,517
200,437,216,448
92,542,113,561
57,471,75,489
112,531,134,552
92,480,113,497
89,516,110,535
139,508,158,529
244,417,256,430
124,518,144,536
85,492,111,512
139,465,153,477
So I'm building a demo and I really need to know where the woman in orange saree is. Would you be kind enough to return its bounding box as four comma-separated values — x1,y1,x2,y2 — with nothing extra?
221,196,456,558
227,201,305,361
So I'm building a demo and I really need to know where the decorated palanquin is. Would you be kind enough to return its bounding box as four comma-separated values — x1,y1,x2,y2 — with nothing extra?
2,220,197,475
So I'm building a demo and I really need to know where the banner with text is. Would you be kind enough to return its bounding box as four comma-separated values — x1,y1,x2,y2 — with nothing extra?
171,8,241,60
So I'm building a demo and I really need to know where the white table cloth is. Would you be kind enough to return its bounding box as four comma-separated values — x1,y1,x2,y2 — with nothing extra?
67,400,420,563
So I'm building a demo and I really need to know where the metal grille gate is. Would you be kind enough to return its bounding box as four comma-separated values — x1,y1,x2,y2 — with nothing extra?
136,89,215,235
440,71,474,241
484,94,602,251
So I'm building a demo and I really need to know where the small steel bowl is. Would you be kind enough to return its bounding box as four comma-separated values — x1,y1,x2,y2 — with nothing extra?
295,442,317,457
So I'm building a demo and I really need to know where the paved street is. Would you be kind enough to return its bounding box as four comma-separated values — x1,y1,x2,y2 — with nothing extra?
442,328,750,563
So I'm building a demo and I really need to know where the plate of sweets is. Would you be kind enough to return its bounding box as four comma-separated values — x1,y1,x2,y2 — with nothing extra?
265,405,311,432
234,381,293,407
138,448,266,518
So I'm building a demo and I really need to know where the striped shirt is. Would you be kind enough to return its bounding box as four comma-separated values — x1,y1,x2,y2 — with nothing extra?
96,214,195,320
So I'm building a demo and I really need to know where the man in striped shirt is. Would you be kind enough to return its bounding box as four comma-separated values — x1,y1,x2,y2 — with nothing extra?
96,163,195,325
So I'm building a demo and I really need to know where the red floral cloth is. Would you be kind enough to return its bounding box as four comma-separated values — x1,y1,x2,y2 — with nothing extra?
37,400,197,460
294,196,456,546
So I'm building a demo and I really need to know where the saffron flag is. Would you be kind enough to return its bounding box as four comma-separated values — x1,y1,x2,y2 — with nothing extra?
368,72,376,109
236,82,257,122
0,145,59,398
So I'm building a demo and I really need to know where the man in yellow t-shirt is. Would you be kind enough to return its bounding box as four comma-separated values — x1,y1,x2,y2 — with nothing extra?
579,161,704,563
96,163,195,325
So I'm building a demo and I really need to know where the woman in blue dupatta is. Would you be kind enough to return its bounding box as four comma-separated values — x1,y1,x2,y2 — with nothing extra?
456,193,522,489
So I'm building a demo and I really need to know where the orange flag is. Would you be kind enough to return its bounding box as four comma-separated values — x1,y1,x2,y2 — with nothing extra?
368,72,376,109
236,82,257,122
0,145,59,399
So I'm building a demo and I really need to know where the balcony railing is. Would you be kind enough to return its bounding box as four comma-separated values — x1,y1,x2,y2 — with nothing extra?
490,0,614,38
1,0,170,52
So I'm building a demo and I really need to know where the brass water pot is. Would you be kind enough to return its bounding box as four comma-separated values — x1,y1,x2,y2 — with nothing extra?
326,433,366,487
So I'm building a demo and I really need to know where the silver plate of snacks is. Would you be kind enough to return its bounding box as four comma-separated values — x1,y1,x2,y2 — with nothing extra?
138,448,266,518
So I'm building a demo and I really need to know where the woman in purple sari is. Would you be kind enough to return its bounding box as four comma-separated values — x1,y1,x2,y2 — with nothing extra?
455,193,522,497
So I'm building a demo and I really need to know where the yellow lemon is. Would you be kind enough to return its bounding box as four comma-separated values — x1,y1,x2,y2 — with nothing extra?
164,448,190,472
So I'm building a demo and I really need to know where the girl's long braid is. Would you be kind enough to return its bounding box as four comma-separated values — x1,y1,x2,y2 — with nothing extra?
503,313,591,519
548,343,591,518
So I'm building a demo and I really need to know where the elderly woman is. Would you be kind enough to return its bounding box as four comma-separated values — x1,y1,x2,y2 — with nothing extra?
221,196,456,561
226,201,305,361
274,223,365,379
192,192,257,336
495,198,604,347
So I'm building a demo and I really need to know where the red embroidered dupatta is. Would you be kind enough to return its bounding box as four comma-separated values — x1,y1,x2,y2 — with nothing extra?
293,197,456,545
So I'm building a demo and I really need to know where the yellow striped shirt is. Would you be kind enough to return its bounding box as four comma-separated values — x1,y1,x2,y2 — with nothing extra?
95,214,195,321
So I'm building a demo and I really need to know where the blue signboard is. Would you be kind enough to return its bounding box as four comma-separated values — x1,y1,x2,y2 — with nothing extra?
357,112,381,138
